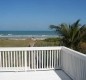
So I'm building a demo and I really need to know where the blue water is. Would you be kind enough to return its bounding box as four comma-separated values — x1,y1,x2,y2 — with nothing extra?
0,31,58,38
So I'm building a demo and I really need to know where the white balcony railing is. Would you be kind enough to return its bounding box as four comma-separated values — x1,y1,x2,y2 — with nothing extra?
0,46,86,80
0,47,61,71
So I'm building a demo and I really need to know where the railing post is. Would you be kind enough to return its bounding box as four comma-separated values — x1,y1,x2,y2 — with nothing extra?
25,51,27,71
58,50,61,68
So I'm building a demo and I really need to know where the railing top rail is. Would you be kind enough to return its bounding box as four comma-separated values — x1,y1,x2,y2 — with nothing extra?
0,46,62,51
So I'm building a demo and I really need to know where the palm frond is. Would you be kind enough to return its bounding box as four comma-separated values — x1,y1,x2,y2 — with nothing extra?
71,19,81,28
49,19,86,50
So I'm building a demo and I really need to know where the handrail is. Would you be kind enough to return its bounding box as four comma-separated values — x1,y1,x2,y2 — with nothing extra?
0,47,62,51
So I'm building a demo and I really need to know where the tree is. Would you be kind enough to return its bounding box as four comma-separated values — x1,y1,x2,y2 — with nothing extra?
50,19,86,50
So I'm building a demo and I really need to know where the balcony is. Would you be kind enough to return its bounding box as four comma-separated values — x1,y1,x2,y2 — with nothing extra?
0,46,86,80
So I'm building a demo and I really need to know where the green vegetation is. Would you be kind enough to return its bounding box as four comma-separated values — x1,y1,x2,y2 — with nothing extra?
34,38,60,47
79,42,86,53
50,19,86,53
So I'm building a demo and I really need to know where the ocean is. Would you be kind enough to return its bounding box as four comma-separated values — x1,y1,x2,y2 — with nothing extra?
0,31,57,38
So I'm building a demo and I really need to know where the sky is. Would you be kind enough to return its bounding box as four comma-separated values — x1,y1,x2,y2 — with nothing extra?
0,0,86,31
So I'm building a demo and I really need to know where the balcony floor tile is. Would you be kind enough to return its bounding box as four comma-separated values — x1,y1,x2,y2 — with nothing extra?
0,70,72,80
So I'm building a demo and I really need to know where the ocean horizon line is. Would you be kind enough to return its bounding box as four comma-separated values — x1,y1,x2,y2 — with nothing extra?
0,30,53,31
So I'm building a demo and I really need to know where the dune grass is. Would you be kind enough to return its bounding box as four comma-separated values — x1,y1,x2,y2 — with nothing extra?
34,38,60,47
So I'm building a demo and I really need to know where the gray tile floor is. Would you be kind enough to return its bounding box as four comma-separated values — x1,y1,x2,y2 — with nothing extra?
0,70,72,80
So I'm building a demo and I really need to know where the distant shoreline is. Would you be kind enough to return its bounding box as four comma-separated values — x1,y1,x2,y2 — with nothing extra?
0,31,58,41
0,35,57,38
0,37,47,41
0,35,58,41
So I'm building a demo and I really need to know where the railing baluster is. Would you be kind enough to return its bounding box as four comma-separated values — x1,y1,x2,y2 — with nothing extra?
32,51,33,69
11,51,12,67
29,51,30,69
55,50,56,68
8,51,10,67
37,50,38,69
25,51,27,71
39,50,41,68
21,51,23,67
2,51,4,67
5,51,7,68
4,52,5,67
18,51,19,67
34,50,35,69
58,50,61,67
13,51,14,67
0,51,1,67
56,50,58,68
47,50,48,68
18,51,20,67
14,51,15,67
15,51,17,67
49,50,51,68
53,50,55,69
52,50,53,68
16,51,18,68
42,50,43,69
